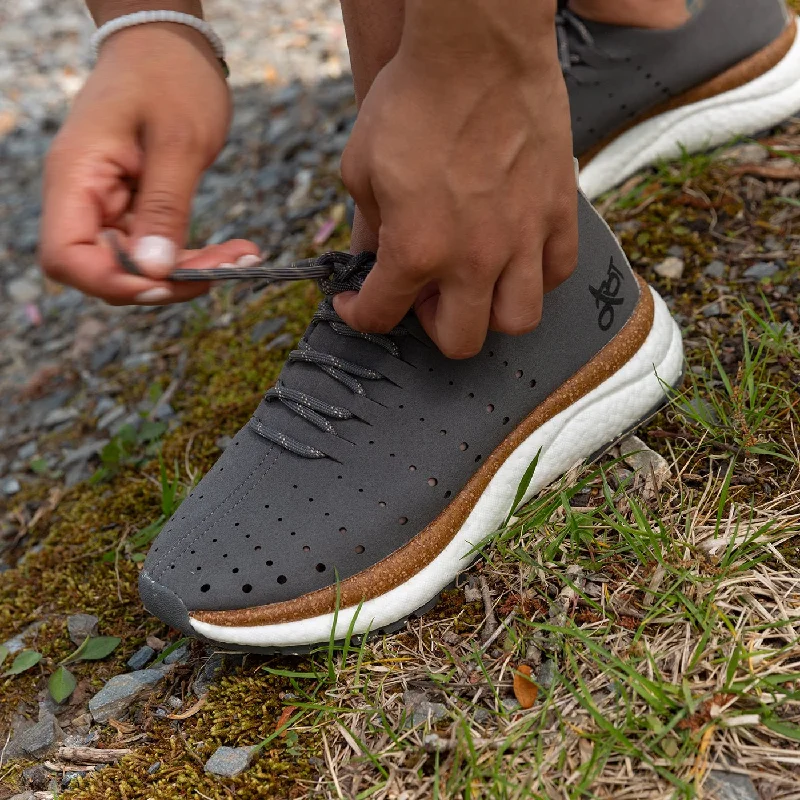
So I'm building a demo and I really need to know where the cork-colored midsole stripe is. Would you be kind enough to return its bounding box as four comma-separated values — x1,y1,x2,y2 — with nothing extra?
579,18,798,167
192,276,655,628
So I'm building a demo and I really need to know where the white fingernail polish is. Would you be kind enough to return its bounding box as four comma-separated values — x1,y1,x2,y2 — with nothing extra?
236,254,261,267
134,236,177,270
134,287,174,304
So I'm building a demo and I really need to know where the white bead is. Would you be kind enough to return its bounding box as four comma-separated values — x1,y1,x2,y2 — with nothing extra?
91,10,225,61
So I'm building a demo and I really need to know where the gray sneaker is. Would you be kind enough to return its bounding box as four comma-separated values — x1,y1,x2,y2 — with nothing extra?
135,192,683,653
560,0,800,198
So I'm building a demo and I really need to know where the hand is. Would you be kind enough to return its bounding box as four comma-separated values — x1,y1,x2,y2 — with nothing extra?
335,7,577,358
40,23,259,305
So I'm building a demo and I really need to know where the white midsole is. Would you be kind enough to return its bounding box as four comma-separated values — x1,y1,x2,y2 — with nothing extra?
192,287,683,648
580,19,800,200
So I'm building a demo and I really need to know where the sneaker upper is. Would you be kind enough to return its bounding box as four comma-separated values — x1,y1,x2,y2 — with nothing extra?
562,0,791,158
140,193,642,635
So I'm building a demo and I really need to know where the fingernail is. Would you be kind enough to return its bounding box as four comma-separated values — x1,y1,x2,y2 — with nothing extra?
134,287,175,305
133,236,177,274
236,254,261,268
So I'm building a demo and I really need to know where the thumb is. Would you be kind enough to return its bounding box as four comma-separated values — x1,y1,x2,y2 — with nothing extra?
130,132,203,278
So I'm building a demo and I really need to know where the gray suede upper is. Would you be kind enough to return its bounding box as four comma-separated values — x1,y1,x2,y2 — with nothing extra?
563,0,790,156
140,194,640,632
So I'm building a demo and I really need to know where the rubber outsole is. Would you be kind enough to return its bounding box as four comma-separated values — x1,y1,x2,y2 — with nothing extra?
579,17,800,199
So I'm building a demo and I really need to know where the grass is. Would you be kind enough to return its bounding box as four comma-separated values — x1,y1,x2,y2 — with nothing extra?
2,104,800,800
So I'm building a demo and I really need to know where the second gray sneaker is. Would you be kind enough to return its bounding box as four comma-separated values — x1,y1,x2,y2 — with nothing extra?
560,0,800,198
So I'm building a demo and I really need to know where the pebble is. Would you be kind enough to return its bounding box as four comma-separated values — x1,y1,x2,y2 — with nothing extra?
2,476,21,496
251,316,288,343
7,276,41,303
703,302,724,318
163,644,189,665
204,745,257,778
654,257,685,280
88,669,168,723
8,713,62,759
704,260,727,279
90,340,122,372
721,143,768,164
743,262,779,280
148,761,161,775
66,613,99,645
537,660,557,689
42,407,79,428
126,645,155,671
264,332,295,352
705,770,759,800
403,689,447,727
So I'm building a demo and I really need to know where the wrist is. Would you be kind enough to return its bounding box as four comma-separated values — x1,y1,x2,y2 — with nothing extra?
400,0,557,76
87,0,203,26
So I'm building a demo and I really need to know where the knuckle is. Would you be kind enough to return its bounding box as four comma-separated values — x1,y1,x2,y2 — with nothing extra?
497,313,542,337
154,123,199,152
139,188,187,224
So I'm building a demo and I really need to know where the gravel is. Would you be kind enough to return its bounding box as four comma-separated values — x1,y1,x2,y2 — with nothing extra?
204,745,258,778
88,669,169,723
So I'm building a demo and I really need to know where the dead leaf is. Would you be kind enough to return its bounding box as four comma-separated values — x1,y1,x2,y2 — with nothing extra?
275,704,298,737
167,695,207,720
513,665,539,709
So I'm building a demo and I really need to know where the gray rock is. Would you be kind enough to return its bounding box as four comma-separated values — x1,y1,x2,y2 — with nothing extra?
654,256,685,280
10,713,62,758
42,407,79,428
61,440,108,468
251,316,287,343
88,669,167,723
9,793,36,800
66,613,99,645
204,745,257,778
97,406,126,431
264,332,294,352
61,773,83,790
705,770,759,800
537,660,557,689
7,276,41,303
22,765,48,790
126,645,155,671
501,698,521,713
163,644,189,665
403,689,447,727
743,262,779,280
147,761,161,775
2,476,21,496
704,260,727,279
721,143,768,164
90,339,122,371
18,441,37,460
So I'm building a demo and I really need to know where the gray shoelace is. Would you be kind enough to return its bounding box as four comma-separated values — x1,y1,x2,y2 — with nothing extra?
556,8,597,73
113,240,405,460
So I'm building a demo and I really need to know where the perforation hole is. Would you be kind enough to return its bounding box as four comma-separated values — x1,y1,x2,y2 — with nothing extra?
302,545,310,553
232,567,239,574
488,351,494,357
409,465,417,471
399,517,408,525
201,584,210,593
399,404,404,409
242,584,252,593
515,370,523,378
448,381,454,386
428,478,438,487
277,575,287,584
190,550,195,555
460,442,469,451
266,560,273,566
223,553,228,558
378,501,387,508
419,417,425,422
234,522,240,527
170,564,175,570
212,538,218,543
503,417,510,425
486,404,495,413
468,392,475,398
293,484,298,489
475,455,482,462
530,379,537,388
316,563,326,573
196,566,201,571
254,545,262,552
265,504,270,509
355,545,365,554
290,531,296,536
308,497,314,502
444,490,452,498
503,361,508,367
440,429,447,435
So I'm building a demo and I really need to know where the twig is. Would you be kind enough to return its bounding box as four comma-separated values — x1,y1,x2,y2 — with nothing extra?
56,747,132,764
479,576,499,644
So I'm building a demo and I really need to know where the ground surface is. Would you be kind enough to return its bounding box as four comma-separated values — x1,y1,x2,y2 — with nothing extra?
1,2,799,799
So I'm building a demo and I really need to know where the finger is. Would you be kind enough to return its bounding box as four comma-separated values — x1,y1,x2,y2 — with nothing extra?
340,139,382,237
419,278,493,359
130,127,206,279
489,255,544,336
332,246,428,334
541,198,579,294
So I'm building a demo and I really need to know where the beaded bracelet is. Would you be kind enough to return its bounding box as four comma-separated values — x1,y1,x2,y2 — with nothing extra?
91,10,229,77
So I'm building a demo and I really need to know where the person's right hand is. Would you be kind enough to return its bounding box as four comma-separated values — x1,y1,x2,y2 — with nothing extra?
40,23,260,305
